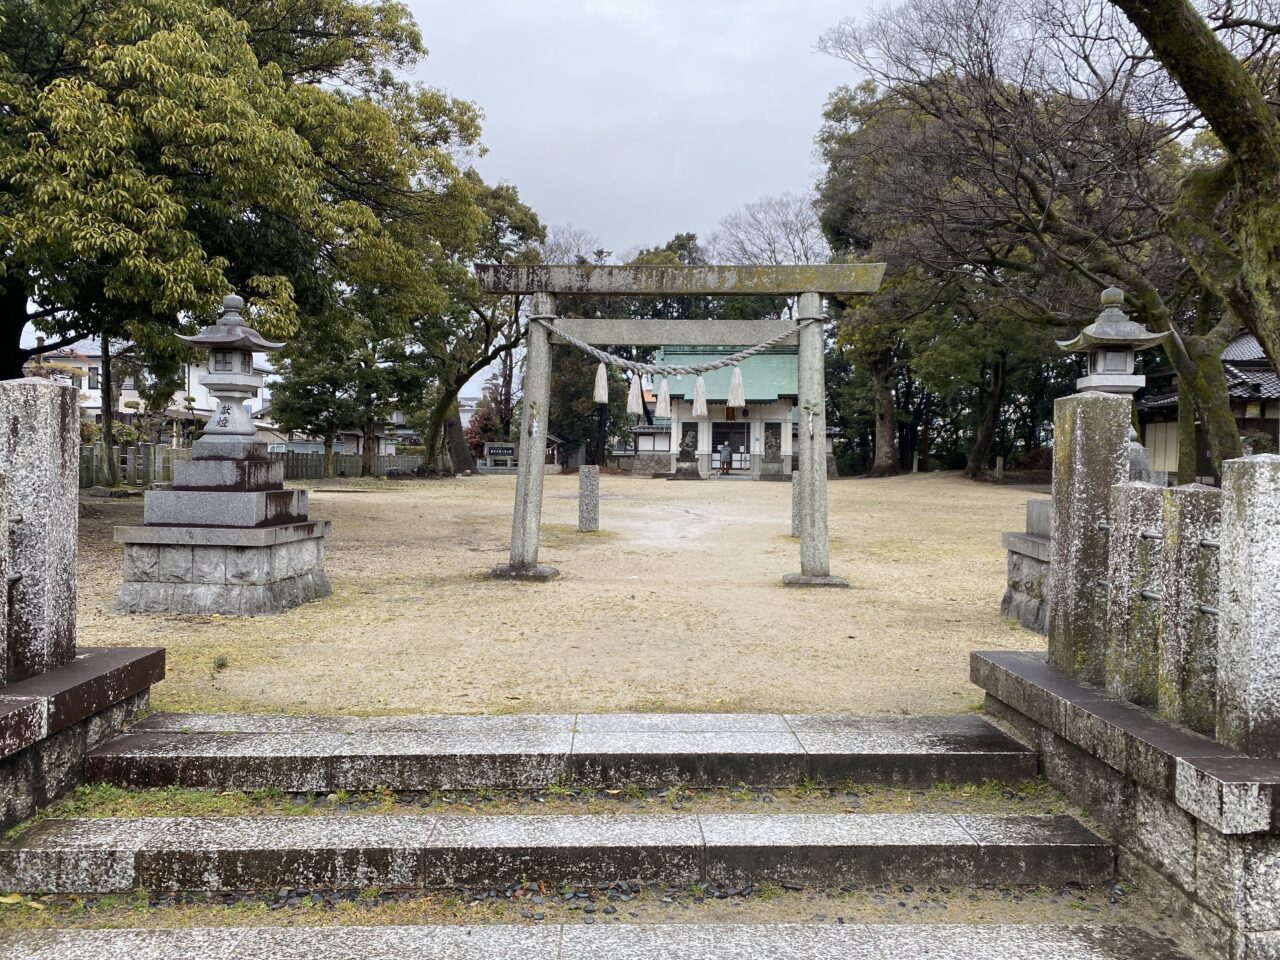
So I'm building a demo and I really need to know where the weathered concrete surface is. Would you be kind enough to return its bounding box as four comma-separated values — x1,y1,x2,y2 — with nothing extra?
115,521,331,548
577,465,599,533
1002,541,1051,634
790,471,800,537
1158,484,1221,736
0,923,1199,960
86,712,1034,792
500,294,556,579
1105,482,1165,706
0,378,80,683
0,812,1110,893
1217,455,1280,758
551,317,798,347
1049,392,1132,683
476,263,886,296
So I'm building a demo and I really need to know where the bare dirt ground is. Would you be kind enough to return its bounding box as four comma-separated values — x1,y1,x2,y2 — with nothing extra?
77,472,1043,716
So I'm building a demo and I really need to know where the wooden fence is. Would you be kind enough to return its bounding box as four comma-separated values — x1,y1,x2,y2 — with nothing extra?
79,444,189,488
80,446,428,487
269,452,427,480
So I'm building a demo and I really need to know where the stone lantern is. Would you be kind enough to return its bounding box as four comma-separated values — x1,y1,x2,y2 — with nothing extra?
1057,287,1169,394
114,291,330,616
179,294,284,454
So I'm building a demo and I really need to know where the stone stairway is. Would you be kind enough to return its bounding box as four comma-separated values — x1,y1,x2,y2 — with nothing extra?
0,713,1197,959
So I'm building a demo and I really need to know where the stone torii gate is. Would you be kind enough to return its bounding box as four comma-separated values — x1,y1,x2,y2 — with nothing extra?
477,263,885,587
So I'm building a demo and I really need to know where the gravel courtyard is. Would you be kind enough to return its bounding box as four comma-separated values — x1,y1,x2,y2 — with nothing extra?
77,472,1042,716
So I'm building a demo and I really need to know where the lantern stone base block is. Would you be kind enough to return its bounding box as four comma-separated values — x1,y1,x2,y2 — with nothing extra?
191,437,270,461
114,522,331,616
781,572,850,588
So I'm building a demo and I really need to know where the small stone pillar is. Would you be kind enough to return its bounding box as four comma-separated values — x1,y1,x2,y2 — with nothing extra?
578,465,599,533
1216,455,1280,756
115,295,330,616
1104,481,1165,705
1158,483,1221,735
1048,391,1132,682
0,378,79,682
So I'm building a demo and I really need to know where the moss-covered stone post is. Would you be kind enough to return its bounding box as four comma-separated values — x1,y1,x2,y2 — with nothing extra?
1216,455,1280,755
1157,483,1221,736
1048,392,1132,682
1105,481,1166,704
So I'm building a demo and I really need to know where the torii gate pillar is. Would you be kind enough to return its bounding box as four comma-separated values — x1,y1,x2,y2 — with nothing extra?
784,291,846,587
491,292,559,581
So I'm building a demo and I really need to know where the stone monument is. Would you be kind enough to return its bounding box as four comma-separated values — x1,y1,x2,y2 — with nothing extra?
115,294,331,616
670,428,703,481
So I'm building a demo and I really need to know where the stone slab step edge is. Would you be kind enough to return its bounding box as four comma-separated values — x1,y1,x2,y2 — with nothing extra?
0,813,1112,894
0,923,1196,960
85,713,1037,791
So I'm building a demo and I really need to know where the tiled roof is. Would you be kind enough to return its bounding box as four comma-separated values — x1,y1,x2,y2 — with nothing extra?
1224,363,1280,399
1223,334,1267,363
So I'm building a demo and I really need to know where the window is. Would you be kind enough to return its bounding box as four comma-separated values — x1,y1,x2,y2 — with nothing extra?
654,433,671,452
88,366,99,390
213,351,233,372
240,353,252,374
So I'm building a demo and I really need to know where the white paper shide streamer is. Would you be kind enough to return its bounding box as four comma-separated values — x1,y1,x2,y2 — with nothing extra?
593,362,609,404
727,365,745,408
626,374,644,415
655,377,671,418
692,375,708,418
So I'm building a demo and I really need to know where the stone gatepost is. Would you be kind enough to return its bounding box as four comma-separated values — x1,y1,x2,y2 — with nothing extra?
0,378,79,682
1047,391,1132,682
1158,484,1221,735
1104,481,1165,705
578,465,599,533
1216,454,1280,756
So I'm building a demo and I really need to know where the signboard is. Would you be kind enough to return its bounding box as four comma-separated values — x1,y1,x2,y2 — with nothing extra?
485,444,516,458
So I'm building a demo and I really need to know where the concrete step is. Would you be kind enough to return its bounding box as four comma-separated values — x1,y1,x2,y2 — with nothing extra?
0,812,1111,893
85,713,1037,792
0,923,1194,959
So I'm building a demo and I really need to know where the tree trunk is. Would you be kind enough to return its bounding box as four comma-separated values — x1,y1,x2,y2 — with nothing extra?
1176,372,1197,485
498,347,516,439
965,355,1008,478
323,433,335,479
1,277,30,381
444,408,476,474
100,337,118,485
361,417,376,477
865,350,900,478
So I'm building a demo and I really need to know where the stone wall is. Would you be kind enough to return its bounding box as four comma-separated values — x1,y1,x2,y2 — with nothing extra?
631,452,672,476
975,651,1280,960
1001,499,1052,634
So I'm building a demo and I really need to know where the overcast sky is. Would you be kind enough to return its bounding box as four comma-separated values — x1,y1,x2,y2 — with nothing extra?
409,0,871,256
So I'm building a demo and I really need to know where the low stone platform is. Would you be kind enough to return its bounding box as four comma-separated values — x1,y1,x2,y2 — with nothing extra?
974,650,1280,960
0,812,1111,893
0,648,165,830
0,923,1195,960
85,713,1036,791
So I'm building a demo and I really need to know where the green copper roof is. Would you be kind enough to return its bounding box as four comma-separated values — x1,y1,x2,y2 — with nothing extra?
655,346,798,403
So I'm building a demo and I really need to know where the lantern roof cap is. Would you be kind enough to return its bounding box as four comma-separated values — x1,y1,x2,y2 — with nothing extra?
178,294,285,353
1057,287,1169,354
